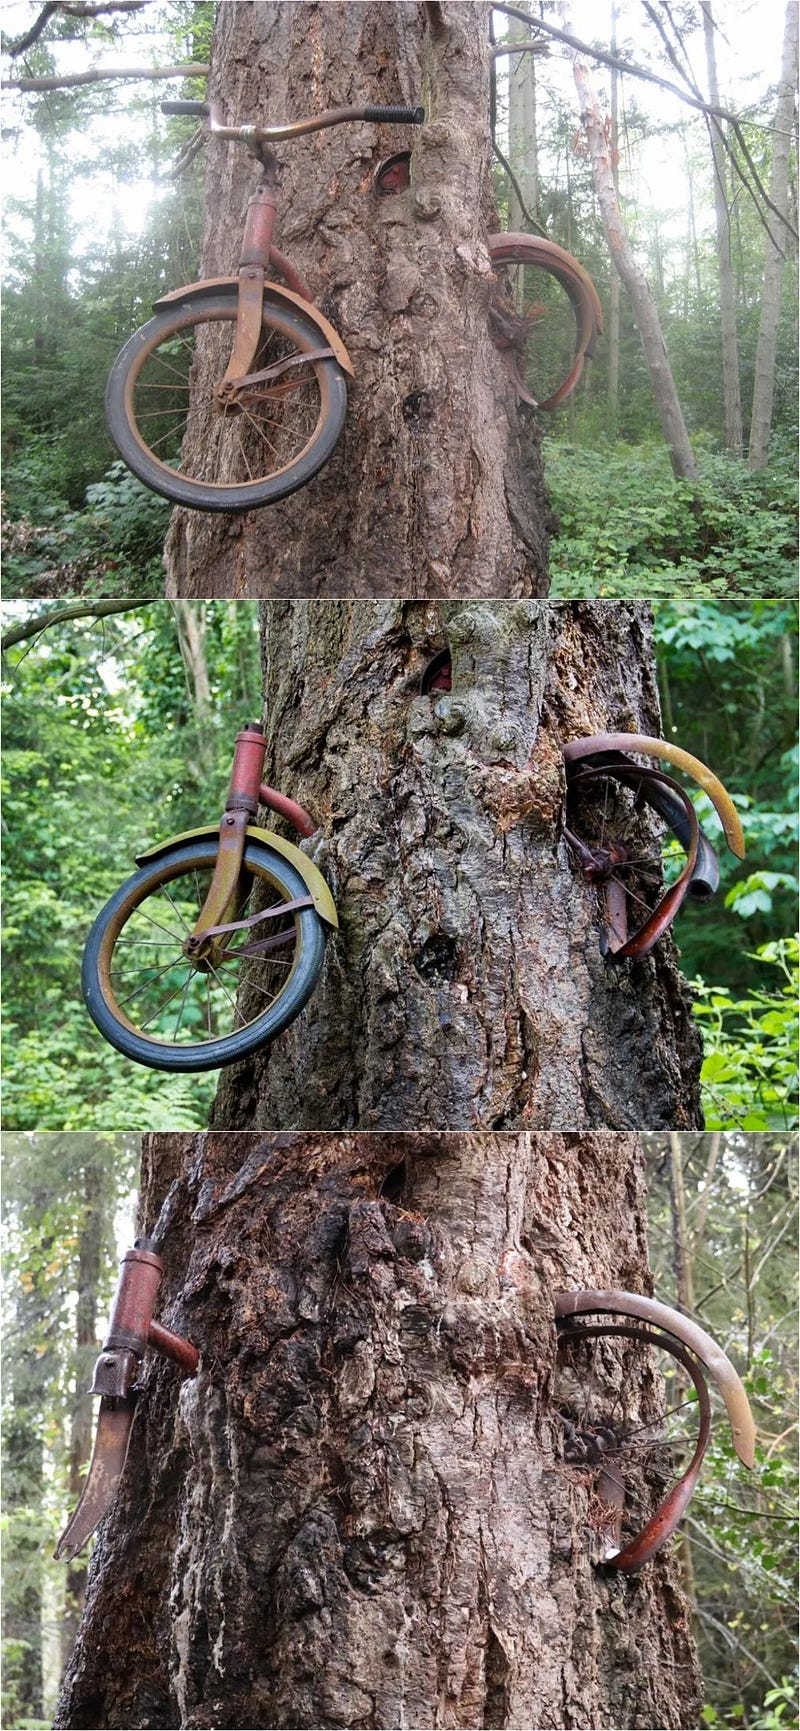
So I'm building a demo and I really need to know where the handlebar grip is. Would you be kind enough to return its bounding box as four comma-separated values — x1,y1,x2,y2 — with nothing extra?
161,100,211,117
363,104,425,124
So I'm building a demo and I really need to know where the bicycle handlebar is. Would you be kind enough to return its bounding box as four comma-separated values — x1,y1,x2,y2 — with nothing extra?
161,99,424,139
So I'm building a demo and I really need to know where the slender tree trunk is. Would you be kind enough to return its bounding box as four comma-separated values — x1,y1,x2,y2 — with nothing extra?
667,1130,695,1315
748,0,798,471
210,600,702,1134
701,3,743,455
607,4,620,440
61,1165,105,1673
54,1129,703,1731
507,0,538,239
567,35,698,481
167,0,551,600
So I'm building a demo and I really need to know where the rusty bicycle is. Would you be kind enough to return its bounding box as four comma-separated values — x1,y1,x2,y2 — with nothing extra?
105,96,424,512
82,722,337,1072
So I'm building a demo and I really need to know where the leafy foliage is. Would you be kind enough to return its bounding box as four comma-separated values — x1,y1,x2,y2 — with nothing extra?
1,600,261,1131
547,444,798,597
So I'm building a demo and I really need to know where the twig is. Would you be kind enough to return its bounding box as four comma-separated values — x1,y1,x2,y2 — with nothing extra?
3,62,209,91
1,598,141,651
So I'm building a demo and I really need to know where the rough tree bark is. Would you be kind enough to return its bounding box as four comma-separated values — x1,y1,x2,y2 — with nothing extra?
211,600,702,1133
54,1129,703,1731
566,23,698,482
701,2,743,456
166,0,552,600
748,0,798,471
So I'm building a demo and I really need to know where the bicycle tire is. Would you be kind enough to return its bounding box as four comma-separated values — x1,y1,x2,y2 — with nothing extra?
105,288,348,512
488,233,603,410
82,837,328,1072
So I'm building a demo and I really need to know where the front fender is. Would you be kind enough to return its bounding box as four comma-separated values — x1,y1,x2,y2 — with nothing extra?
153,277,355,379
135,824,339,929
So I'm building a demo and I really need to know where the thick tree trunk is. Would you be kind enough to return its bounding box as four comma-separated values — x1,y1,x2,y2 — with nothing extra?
748,0,798,471
54,1129,702,1731
166,0,551,600
701,3,743,455
211,600,702,1133
568,43,698,481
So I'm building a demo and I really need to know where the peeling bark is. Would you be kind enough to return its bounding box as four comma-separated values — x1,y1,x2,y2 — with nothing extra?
165,0,552,599
211,599,702,1133
54,1130,702,1731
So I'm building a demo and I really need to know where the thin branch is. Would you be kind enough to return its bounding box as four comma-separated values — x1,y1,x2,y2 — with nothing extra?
2,61,209,91
491,139,548,235
493,1,798,241
3,0,146,56
1,598,141,651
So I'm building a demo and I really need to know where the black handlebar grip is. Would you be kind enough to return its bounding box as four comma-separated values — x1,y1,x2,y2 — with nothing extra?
364,105,425,124
161,99,211,117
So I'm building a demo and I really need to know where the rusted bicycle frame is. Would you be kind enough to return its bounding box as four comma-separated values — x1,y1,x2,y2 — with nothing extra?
562,732,745,958
555,1288,755,1572
55,1241,199,1561
159,98,423,409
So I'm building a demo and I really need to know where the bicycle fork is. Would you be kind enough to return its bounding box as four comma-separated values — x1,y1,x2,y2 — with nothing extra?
216,150,331,403
184,722,317,969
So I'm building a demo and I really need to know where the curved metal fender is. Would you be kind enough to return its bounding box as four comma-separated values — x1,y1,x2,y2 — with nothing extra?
136,824,339,929
555,1288,756,1467
563,733,745,859
153,276,355,379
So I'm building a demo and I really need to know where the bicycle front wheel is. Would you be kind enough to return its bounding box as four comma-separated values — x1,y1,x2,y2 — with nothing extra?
82,838,328,1071
105,289,348,512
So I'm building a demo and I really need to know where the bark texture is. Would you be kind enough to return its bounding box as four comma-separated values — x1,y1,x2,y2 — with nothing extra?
166,0,552,599
212,599,702,1133
54,1129,702,1731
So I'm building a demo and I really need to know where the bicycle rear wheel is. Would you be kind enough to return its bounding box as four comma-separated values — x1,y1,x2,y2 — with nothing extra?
105,289,348,512
82,837,328,1071
488,234,602,409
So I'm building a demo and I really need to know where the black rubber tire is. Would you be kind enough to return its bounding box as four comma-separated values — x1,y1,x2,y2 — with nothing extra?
82,837,328,1072
105,288,348,512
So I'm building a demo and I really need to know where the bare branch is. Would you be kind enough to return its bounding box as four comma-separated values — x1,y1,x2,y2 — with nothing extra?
3,0,146,57
493,2,798,243
1,598,142,651
2,61,209,91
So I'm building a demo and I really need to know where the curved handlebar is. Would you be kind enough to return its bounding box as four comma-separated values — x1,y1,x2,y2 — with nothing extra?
161,98,424,142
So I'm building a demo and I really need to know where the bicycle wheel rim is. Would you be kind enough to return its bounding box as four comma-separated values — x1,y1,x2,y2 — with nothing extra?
83,840,325,1071
109,294,345,509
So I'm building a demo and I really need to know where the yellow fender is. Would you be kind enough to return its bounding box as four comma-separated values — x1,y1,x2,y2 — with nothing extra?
153,277,355,378
136,824,339,929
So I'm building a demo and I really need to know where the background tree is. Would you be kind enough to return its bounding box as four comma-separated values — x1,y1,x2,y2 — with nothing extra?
645,1131,799,1728
54,1128,705,1731
1,1132,139,1731
748,0,799,472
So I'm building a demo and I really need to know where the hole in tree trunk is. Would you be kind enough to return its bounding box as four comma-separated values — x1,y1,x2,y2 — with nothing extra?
379,1160,407,1204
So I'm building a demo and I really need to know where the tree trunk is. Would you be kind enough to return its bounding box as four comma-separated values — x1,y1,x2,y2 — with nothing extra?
567,39,698,481
748,0,798,471
166,0,551,600
210,599,702,1133
701,3,743,455
61,1163,106,1675
54,1129,702,1731
507,1,538,238
606,5,620,440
